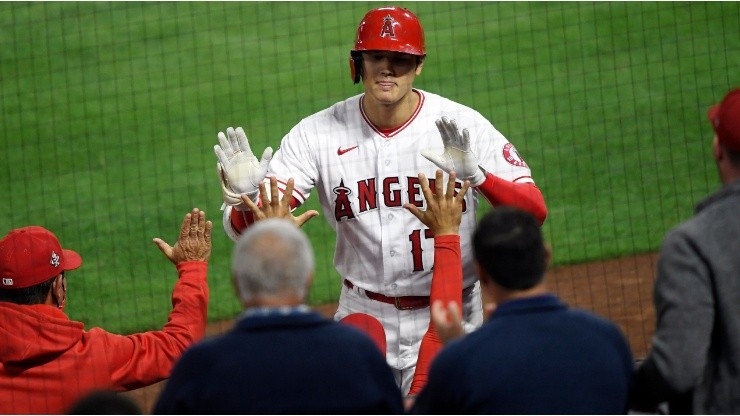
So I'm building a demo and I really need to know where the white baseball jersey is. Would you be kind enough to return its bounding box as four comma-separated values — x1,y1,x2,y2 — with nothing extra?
223,88,536,393
254,89,533,295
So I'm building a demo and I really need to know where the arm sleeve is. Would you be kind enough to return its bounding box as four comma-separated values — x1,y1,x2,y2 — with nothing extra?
476,173,547,225
408,235,462,395
223,189,302,241
631,229,714,409
223,206,255,241
98,261,209,390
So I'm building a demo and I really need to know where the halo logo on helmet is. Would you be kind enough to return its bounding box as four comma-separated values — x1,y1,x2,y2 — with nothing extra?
380,15,396,38
349,6,426,84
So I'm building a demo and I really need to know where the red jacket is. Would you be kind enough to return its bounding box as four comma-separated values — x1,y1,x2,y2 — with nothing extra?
0,261,208,414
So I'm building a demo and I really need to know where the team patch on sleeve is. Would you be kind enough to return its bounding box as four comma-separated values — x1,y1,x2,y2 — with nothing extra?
503,143,528,167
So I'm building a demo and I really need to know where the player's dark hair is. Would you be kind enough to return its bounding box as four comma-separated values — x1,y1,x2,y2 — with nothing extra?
0,277,55,305
727,146,740,167
473,207,546,290
353,52,425,83
65,390,142,415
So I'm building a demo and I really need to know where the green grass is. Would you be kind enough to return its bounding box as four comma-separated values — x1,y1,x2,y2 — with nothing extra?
1,2,737,333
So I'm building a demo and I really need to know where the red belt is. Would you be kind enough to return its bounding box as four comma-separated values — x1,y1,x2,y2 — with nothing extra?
343,279,432,310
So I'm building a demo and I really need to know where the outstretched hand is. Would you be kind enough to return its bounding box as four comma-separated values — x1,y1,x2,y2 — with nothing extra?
214,126,273,206
431,299,497,346
153,208,213,265
240,176,319,227
430,300,465,345
421,117,486,186
403,169,470,236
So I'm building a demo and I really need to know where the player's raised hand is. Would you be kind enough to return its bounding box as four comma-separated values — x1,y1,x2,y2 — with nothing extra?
153,208,213,265
421,117,486,187
403,169,470,236
240,176,319,228
214,126,273,207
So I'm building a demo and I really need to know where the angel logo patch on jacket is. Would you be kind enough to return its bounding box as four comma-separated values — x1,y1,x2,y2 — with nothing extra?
503,143,528,167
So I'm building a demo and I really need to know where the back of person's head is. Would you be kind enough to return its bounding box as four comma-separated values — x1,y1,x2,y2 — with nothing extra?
0,226,82,305
473,207,546,290
231,219,314,304
0,277,55,304
65,390,141,415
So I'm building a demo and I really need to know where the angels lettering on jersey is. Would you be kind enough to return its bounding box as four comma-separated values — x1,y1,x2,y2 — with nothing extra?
332,176,467,222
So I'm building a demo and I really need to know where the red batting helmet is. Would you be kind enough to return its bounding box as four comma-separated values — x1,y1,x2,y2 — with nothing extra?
349,6,426,84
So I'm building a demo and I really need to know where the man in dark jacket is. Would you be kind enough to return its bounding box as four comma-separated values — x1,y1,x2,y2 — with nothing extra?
411,207,633,414
631,88,740,414
153,217,404,414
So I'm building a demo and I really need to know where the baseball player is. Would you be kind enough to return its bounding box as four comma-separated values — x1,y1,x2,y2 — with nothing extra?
214,6,547,395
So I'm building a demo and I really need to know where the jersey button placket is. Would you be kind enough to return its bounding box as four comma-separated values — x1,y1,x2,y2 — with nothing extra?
378,138,401,290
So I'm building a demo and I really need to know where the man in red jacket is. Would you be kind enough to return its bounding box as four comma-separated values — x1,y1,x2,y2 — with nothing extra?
0,208,212,414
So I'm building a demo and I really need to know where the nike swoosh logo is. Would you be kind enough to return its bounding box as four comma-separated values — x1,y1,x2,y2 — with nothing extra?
337,146,359,156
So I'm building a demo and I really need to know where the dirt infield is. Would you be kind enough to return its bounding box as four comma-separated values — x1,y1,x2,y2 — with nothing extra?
123,252,658,413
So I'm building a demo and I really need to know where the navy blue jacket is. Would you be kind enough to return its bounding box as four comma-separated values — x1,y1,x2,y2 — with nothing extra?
154,308,403,414
412,294,633,414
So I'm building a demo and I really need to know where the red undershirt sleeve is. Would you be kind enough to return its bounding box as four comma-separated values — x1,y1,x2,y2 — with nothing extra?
229,209,255,232
409,234,462,395
228,196,302,235
476,172,548,225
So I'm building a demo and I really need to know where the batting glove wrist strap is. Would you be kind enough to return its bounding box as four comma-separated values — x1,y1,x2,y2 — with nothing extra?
217,163,257,211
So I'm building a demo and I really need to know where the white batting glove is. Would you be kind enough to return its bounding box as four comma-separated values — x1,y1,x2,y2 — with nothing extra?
214,126,273,208
421,117,486,187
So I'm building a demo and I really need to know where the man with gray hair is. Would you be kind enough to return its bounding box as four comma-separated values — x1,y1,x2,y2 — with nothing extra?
153,218,403,414
231,218,315,308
